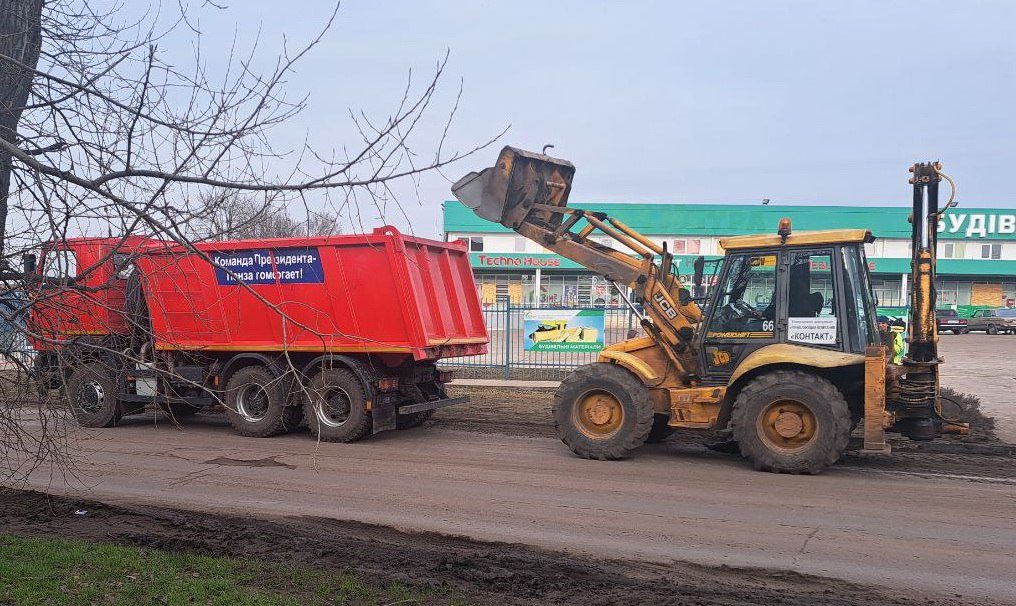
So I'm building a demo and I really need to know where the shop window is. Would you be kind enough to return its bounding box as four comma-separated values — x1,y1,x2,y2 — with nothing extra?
981,244,1001,260
672,239,700,254
453,236,484,252
871,278,902,307
940,242,965,259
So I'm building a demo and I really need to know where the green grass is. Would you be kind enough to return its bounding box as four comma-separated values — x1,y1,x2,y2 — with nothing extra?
0,534,471,606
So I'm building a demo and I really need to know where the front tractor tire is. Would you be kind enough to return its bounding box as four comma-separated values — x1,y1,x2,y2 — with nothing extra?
66,363,122,428
553,363,654,460
731,370,851,474
224,366,300,438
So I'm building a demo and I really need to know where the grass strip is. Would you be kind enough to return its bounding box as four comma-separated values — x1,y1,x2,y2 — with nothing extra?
0,534,470,606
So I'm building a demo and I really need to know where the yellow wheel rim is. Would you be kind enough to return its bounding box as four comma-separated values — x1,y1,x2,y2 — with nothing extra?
574,390,624,439
757,399,818,453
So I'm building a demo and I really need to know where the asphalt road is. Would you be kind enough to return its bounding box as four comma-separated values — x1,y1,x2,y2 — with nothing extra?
14,413,1016,604
939,332,1016,443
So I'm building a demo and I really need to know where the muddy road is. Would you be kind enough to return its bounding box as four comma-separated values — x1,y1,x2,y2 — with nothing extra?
2,488,957,606
5,392,1016,604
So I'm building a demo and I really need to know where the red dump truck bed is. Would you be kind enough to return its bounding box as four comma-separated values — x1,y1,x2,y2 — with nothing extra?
133,226,487,360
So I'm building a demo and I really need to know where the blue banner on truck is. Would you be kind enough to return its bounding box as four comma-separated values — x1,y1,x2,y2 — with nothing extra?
213,247,325,285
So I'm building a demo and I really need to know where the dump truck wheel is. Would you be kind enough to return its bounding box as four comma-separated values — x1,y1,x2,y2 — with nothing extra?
731,370,850,474
396,409,434,430
224,366,299,438
553,363,654,460
304,369,372,442
645,413,674,443
66,363,122,428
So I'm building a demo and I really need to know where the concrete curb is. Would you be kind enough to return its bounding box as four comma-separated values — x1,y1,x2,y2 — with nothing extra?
450,379,560,388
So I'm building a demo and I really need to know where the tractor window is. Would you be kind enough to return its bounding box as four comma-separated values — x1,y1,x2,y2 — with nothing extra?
786,250,839,347
705,253,777,337
841,245,878,353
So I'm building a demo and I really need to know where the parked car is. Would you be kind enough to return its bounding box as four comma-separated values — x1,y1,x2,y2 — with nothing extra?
962,308,1016,335
937,308,968,334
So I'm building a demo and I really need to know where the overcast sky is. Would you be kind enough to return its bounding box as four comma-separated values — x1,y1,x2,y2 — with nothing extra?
193,1,1016,237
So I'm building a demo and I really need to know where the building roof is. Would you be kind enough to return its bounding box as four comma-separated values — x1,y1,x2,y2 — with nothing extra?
443,201,1016,241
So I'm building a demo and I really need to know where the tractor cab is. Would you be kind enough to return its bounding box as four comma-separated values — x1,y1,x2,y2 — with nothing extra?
694,221,879,383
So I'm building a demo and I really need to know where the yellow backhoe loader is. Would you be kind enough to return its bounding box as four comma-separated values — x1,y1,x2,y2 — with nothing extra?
452,147,966,473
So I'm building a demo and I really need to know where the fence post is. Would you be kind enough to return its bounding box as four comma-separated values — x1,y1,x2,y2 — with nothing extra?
503,298,512,380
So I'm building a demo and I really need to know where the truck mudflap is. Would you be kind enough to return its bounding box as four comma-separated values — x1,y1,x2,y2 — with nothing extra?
397,396,469,415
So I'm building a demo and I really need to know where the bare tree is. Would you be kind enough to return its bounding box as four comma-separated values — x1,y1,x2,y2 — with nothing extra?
190,191,341,241
0,0,502,485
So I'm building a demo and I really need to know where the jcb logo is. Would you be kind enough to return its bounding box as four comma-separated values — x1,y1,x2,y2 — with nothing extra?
652,292,678,320
711,349,731,366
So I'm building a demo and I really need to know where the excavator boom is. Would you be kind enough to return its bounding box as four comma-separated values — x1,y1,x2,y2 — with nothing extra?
453,146,704,382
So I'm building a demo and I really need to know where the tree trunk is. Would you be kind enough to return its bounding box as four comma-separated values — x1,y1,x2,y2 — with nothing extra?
0,0,44,255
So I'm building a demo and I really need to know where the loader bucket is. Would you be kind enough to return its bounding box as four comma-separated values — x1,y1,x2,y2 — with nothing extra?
451,146,576,230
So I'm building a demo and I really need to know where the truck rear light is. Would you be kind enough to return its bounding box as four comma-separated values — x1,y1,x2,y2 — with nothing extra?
377,377,400,392
438,370,454,383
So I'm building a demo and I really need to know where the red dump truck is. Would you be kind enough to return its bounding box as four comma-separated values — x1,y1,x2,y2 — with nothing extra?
28,226,488,441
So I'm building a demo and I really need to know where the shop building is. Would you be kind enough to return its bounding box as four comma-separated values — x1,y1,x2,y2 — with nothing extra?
443,201,1016,309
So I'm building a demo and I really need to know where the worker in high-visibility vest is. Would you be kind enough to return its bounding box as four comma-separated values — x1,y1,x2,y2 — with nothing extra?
889,318,907,364
878,315,905,364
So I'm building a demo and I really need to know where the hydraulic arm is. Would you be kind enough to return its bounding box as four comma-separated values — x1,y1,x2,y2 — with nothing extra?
452,146,704,383
895,162,954,439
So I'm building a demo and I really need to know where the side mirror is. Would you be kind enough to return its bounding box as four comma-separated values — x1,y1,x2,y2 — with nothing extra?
693,255,705,298
23,253,37,276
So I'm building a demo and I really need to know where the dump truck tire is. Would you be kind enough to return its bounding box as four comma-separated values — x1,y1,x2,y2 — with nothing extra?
304,368,372,442
66,363,122,428
731,370,850,474
553,362,654,460
396,409,434,430
645,413,674,443
224,366,299,438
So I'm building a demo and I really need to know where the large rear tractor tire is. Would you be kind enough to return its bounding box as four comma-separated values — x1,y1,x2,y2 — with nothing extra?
66,363,122,428
303,369,372,442
731,370,850,474
553,363,654,460
223,366,300,437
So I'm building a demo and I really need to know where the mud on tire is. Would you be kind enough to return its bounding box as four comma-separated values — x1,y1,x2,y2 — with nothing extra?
553,362,654,460
303,368,372,442
223,366,300,438
731,370,851,474
66,362,122,428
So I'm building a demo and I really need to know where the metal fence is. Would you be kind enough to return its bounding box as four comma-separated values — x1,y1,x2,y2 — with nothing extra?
0,292,32,369
440,297,641,379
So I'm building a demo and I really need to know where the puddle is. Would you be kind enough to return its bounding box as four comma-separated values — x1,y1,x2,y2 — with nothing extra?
204,456,295,469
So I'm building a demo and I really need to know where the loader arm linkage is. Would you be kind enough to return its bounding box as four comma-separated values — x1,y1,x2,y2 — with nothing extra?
452,146,703,383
